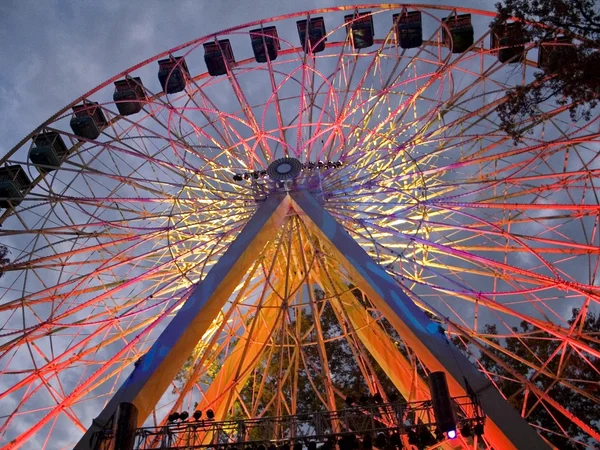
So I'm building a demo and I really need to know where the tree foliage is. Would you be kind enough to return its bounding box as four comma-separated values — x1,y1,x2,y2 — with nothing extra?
231,290,402,418
456,308,600,449
174,288,403,419
0,244,9,278
492,0,600,139
172,284,599,448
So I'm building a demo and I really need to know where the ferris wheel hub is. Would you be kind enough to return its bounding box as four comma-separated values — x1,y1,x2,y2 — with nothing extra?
267,157,302,181
276,163,292,174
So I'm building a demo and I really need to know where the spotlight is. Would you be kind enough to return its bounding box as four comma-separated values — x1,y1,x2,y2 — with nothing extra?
193,410,202,420
407,429,419,447
447,429,457,440
375,433,387,449
294,442,303,450
339,434,356,450
361,434,372,450
460,423,472,438
474,421,484,437
179,411,189,421
307,442,317,450
344,396,355,408
321,438,334,450
428,372,457,435
233,174,243,181
417,427,436,447
206,409,215,420
252,172,259,179
371,393,383,403
167,412,180,423
389,432,401,448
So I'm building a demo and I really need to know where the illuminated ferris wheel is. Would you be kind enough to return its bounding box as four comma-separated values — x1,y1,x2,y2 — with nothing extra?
1,4,599,450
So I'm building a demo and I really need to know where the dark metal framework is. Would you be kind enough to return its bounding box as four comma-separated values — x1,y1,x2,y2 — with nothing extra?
94,397,484,450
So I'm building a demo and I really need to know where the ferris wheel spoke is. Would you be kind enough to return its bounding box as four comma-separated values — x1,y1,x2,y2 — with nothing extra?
294,57,313,158
184,81,255,169
261,57,293,157
303,70,338,163
3,287,190,449
293,219,339,416
4,232,224,325
452,323,600,443
322,43,359,162
225,68,274,164
340,67,443,162
346,219,600,339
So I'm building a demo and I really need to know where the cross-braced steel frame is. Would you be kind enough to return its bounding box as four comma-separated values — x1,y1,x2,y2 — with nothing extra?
75,191,549,450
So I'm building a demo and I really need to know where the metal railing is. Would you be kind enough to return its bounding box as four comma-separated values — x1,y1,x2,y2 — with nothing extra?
93,396,484,450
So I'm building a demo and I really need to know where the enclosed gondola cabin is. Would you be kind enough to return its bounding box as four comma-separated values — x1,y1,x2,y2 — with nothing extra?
0,165,32,209
394,11,423,49
538,36,573,69
113,77,145,116
442,14,474,54
250,26,280,63
158,57,190,94
29,131,69,173
344,12,374,50
70,102,107,140
491,22,526,63
297,17,327,54
203,40,235,76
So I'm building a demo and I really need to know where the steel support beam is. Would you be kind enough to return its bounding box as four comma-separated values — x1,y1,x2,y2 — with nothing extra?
320,268,431,402
288,190,549,450
75,193,291,450
76,190,549,450
320,267,464,450
197,287,284,421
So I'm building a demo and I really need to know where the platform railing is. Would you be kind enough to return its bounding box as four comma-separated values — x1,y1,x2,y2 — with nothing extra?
92,396,484,450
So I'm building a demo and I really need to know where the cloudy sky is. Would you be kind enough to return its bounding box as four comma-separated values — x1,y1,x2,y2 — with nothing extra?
0,0,497,155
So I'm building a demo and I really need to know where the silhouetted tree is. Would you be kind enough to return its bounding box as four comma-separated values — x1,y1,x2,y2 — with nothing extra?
492,0,600,139
174,288,402,418
0,244,9,278
455,308,600,449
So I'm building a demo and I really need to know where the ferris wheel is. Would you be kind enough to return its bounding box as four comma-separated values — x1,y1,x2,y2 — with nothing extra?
1,4,599,450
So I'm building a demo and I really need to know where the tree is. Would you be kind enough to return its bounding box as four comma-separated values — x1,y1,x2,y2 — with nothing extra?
0,244,9,278
492,0,600,139
454,308,600,449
